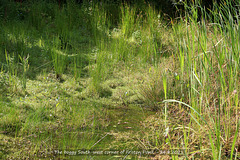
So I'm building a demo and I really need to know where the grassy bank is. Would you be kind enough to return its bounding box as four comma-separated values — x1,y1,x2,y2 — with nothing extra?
0,0,239,159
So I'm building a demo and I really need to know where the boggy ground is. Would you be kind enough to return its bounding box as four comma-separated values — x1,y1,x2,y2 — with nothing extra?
0,62,179,159
1,1,240,159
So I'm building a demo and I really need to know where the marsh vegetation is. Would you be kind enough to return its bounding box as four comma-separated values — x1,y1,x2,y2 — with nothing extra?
0,0,239,159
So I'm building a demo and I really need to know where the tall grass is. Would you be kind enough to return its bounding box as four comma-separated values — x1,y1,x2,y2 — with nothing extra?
165,0,240,158
19,54,29,90
5,50,18,93
137,0,239,159
1,0,240,159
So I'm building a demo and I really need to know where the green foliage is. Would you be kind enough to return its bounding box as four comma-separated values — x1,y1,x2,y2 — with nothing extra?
0,72,9,96
0,0,240,159
19,54,29,90
0,0,22,21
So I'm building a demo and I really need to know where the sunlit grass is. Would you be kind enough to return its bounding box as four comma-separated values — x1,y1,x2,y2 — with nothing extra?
0,0,239,159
